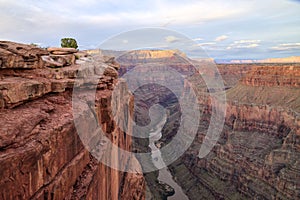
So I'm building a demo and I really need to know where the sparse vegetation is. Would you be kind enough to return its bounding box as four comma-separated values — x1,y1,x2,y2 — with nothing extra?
74,54,80,59
61,38,78,49
30,43,39,47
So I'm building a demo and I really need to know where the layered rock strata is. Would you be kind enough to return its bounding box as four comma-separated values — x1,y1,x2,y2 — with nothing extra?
0,41,145,200
169,64,300,200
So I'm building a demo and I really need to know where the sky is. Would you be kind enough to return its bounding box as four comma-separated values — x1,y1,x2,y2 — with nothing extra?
0,0,300,59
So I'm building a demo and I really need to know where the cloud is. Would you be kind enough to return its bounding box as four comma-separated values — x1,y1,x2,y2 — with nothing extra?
1,0,300,59
193,37,203,41
215,35,228,42
165,35,180,43
227,40,261,49
0,0,298,33
0,0,252,31
233,40,261,44
79,14,122,25
196,42,216,47
270,43,300,50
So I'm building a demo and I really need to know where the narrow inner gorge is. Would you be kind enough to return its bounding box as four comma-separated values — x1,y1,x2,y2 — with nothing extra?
147,104,188,200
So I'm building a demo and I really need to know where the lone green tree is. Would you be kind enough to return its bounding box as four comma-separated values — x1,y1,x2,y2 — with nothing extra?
61,38,78,49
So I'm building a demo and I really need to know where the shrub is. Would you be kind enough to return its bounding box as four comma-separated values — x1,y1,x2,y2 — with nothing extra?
30,43,39,47
61,38,78,49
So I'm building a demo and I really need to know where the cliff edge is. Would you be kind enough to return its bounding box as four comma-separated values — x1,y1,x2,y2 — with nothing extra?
0,41,145,200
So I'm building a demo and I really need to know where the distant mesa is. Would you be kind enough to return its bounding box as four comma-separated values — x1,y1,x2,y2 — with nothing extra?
98,49,187,60
259,56,300,63
217,56,300,64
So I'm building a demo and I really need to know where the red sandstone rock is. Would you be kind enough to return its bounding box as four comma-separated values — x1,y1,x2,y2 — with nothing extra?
0,43,145,200
0,41,48,69
241,65,300,87
47,47,78,54
49,54,76,66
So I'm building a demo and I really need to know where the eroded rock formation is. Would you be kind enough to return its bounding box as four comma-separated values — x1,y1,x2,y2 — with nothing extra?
169,64,300,200
0,41,145,200
0,41,48,69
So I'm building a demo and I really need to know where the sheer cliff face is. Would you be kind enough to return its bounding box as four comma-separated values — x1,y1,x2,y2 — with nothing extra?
0,42,145,200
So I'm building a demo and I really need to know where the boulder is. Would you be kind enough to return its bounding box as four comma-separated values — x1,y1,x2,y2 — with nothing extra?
49,54,76,66
41,56,64,68
103,66,118,79
42,54,76,68
103,55,120,70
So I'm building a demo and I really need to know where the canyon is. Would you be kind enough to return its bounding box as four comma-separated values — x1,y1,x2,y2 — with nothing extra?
0,42,300,200
113,50,300,200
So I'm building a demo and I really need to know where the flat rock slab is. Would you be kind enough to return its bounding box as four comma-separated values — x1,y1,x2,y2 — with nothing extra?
51,51,74,55
0,77,51,108
47,47,78,53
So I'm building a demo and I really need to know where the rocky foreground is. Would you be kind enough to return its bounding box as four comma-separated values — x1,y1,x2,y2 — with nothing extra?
0,41,145,200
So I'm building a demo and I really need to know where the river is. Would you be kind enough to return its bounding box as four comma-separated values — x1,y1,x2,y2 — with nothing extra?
148,108,188,200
